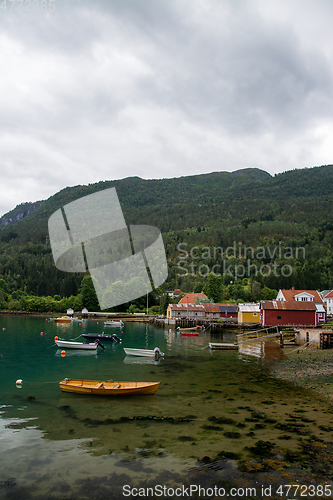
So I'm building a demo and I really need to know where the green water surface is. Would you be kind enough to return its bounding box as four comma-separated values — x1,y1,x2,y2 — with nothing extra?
1,316,333,499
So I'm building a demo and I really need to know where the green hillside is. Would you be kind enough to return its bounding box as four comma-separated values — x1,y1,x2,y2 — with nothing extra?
0,164,333,311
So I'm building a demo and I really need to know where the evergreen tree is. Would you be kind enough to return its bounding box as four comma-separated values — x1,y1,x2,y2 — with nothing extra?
80,275,100,311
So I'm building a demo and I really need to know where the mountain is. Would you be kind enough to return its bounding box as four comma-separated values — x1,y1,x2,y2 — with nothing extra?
0,201,44,230
0,164,333,300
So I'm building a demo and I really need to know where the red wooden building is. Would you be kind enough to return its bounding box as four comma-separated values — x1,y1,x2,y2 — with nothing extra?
261,300,317,327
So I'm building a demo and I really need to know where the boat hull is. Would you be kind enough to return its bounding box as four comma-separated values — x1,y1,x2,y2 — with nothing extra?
82,333,121,341
59,379,161,396
180,332,199,336
55,340,97,350
104,321,124,327
53,316,72,323
123,348,163,357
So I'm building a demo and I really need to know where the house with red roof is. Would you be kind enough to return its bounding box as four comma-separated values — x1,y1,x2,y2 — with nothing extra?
276,289,325,323
261,300,317,327
178,292,208,304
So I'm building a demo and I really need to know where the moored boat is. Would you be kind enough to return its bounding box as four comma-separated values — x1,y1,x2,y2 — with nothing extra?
81,333,121,342
123,347,164,357
55,339,105,350
59,378,161,396
180,331,199,336
53,316,72,323
104,320,124,327
208,342,238,350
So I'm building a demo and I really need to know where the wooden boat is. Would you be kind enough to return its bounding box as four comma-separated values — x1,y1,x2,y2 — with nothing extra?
180,331,199,336
177,326,200,331
55,339,105,350
123,347,164,357
59,378,161,396
53,316,72,323
82,333,121,341
208,342,238,350
104,320,124,327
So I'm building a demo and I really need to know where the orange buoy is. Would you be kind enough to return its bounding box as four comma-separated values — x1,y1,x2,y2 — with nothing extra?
61,350,65,357
40,332,43,336
54,336,59,341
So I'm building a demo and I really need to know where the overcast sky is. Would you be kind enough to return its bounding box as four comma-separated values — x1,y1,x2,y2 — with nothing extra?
1,0,333,216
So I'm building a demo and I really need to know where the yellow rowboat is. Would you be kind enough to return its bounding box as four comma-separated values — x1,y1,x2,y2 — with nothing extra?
59,378,161,396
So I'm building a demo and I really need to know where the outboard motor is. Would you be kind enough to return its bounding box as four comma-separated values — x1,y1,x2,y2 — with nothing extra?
95,339,106,349
154,347,164,358
111,334,122,342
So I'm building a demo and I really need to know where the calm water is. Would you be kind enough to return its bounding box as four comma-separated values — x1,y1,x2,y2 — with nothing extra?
1,316,333,499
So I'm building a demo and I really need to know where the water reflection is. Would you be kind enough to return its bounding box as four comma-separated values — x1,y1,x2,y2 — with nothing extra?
123,355,162,365
239,340,283,362
54,349,99,358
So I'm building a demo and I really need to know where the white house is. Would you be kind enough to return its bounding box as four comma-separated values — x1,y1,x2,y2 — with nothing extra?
324,290,333,317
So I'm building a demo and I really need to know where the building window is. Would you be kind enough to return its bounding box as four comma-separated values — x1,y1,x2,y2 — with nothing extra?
253,313,257,317
277,315,281,319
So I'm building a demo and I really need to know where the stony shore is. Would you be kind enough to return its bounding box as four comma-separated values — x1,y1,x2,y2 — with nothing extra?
270,344,333,403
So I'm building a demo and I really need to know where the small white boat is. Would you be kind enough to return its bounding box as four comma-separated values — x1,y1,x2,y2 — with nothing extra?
104,320,124,327
123,347,164,358
55,340,105,350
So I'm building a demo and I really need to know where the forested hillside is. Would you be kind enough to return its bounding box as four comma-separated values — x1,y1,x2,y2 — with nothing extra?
0,164,333,312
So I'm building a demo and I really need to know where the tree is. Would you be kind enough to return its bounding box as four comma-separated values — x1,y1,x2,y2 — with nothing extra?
251,281,261,302
80,276,100,311
203,273,222,302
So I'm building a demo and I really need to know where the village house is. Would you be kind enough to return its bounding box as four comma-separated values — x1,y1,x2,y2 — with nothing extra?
202,304,221,320
178,292,208,304
166,303,205,320
323,290,333,317
261,300,317,327
165,289,182,299
202,303,238,319
238,303,260,324
276,289,326,323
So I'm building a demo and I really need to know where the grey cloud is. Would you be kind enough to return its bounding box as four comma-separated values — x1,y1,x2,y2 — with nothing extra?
0,0,333,216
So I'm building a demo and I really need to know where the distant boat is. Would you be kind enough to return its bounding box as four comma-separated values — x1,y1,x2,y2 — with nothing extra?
53,316,72,323
123,347,164,357
81,333,122,342
180,331,199,336
59,378,161,396
55,339,105,350
208,342,238,350
104,320,124,327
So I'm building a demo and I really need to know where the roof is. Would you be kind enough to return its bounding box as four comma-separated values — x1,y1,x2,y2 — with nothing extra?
168,303,205,312
261,300,317,311
179,292,208,304
324,290,333,298
279,290,323,303
238,303,260,312
205,303,238,313
202,304,221,313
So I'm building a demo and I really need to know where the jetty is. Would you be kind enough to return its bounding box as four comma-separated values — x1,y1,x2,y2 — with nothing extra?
236,326,283,346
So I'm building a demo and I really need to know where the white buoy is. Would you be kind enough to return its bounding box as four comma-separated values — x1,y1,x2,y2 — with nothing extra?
16,379,23,385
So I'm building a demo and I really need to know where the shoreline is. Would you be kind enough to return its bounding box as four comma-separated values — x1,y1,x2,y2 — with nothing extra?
270,345,333,403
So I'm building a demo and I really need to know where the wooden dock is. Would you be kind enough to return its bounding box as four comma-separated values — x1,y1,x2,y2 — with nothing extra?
236,326,283,346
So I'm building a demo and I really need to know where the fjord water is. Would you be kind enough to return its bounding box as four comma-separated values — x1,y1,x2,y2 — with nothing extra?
1,315,333,498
